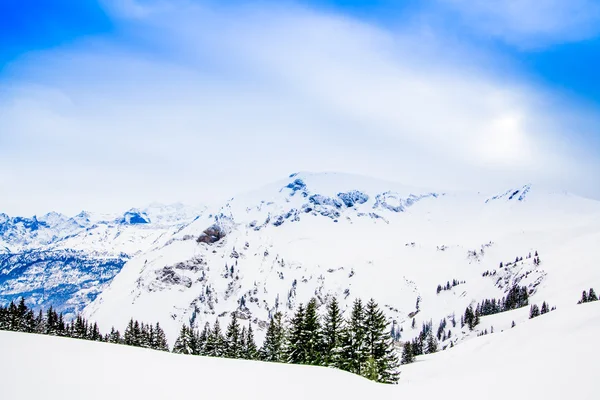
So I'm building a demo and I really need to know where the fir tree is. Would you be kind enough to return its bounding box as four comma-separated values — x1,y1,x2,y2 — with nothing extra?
244,323,258,360
529,304,540,319
588,288,598,302
205,319,226,357
340,299,368,375
425,331,438,354
401,341,415,365
225,313,242,359
198,322,210,356
362,356,379,381
303,298,322,365
154,322,169,351
260,312,285,362
286,303,306,364
363,298,400,384
173,324,195,354
321,297,345,368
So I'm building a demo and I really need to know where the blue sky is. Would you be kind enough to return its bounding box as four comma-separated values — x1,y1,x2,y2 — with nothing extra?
1,0,599,214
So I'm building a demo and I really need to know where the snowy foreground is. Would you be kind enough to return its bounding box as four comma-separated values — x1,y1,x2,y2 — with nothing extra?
2,302,598,399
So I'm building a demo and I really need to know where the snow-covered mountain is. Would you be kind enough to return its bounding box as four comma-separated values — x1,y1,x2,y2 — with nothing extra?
0,203,205,316
73,172,600,347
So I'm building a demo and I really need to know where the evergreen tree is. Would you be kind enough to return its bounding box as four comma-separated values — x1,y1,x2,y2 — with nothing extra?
321,297,345,368
260,312,285,362
198,322,210,356
286,303,306,364
173,324,195,354
245,323,258,360
363,299,400,384
362,356,379,381
225,313,242,359
302,298,322,365
401,341,415,365
154,322,169,351
205,319,226,357
108,327,121,344
464,306,476,330
588,288,598,302
340,299,367,375
123,319,135,345
425,331,438,354
529,304,540,319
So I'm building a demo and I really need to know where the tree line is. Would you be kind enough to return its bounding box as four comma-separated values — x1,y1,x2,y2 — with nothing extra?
462,285,529,330
172,297,400,384
0,298,168,351
1,296,400,384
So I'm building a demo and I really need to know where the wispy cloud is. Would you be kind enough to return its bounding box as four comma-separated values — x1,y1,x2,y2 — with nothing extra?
434,0,600,48
0,0,598,215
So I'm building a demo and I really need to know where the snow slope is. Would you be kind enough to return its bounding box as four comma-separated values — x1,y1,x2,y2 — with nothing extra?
82,172,600,345
2,301,599,399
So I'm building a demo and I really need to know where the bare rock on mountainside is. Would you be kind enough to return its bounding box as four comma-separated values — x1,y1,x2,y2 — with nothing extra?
197,225,226,244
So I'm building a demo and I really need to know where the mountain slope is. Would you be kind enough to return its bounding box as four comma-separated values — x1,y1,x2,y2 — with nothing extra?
2,300,599,399
0,203,204,316
83,172,600,345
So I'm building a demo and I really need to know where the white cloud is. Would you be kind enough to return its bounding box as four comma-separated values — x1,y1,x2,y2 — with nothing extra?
436,0,600,48
0,0,597,215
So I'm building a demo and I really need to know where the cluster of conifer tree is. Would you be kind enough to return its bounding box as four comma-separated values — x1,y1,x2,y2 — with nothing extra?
436,279,465,294
461,285,529,330
577,288,598,304
172,297,400,384
529,301,555,319
0,298,167,351
404,321,437,361
171,314,258,359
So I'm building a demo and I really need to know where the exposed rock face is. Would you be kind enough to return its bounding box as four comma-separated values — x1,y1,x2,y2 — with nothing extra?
197,225,227,244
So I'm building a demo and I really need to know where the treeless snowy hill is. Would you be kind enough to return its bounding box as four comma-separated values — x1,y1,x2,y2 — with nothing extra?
2,301,599,399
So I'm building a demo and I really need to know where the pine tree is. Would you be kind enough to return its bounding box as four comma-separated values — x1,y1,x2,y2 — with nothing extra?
425,330,438,354
363,298,400,384
173,324,195,354
205,319,226,357
588,288,598,302
260,312,285,362
529,304,540,319
124,319,135,346
108,327,121,344
198,322,210,356
286,303,306,364
579,290,588,304
321,297,345,368
340,299,367,375
362,356,379,381
401,341,415,365
303,298,322,365
154,322,169,351
240,326,248,357
225,313,242,359
245,323,258,360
